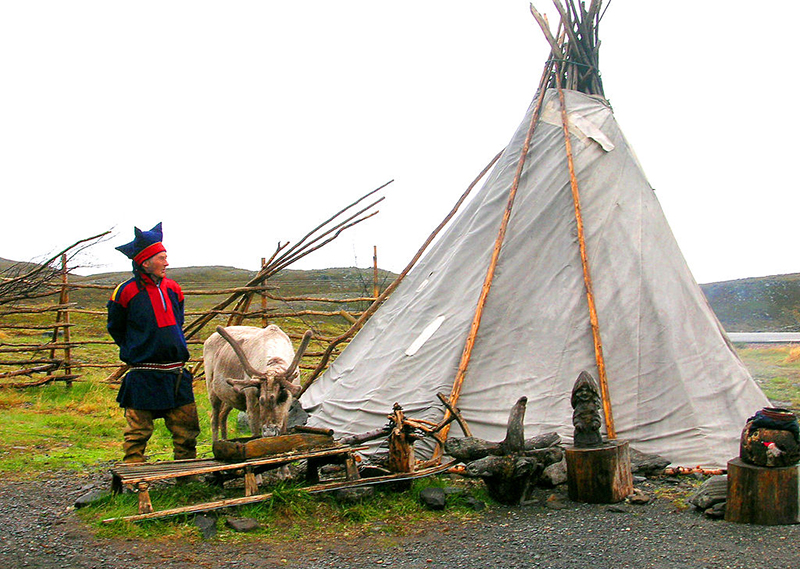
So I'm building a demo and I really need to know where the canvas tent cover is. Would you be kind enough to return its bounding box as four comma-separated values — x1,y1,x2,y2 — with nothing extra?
301,88,770,468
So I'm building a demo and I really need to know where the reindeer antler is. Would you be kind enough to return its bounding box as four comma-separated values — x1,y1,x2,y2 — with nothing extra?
215,326,264,379
278,330,313,396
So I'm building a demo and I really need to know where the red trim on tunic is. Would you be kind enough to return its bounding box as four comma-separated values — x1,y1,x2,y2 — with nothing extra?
113,281,140,308
146,281,177,328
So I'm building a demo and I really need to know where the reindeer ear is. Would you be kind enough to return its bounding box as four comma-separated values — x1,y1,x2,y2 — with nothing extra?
226,377,260,393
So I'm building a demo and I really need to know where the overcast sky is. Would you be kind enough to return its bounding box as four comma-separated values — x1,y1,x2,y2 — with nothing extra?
2,1,797,284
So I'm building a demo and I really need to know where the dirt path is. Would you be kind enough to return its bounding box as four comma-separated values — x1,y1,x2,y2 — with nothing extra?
1,470,798,569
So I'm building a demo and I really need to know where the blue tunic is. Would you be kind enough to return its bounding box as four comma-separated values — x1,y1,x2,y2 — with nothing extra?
107,273,194,411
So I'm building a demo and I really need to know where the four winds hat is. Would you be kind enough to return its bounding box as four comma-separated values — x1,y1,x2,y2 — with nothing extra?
116,222,166,265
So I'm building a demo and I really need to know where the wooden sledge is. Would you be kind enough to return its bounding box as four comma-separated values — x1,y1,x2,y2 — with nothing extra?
108,443,365,521
103,458,456,524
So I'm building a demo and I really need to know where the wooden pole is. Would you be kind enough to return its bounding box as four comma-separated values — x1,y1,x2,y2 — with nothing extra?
260,257,268,327
298,149,504,397
438,56,557,445
372,246,379,299
554,66,615,439
61,254,73,387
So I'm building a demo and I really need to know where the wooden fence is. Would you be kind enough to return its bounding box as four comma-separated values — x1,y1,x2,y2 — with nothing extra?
0,254,382,389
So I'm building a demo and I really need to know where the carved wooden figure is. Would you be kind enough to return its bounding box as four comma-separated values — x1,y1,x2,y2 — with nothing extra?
566,371,632,503
571,370,604,448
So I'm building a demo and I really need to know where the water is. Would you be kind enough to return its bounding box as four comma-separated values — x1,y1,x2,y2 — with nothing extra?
728,332,800,343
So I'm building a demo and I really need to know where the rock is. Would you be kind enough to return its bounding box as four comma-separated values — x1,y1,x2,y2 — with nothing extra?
606,504,630,513
287,400,309,429
545,494,568,510
539,457,567,487
419,487,446,510
236,411,250,434
443,486,466,497
225,517,260,532
464,496,486,511
629,447,669,476
704,501,726,519
626,488,651,505
73,489,110,509
333,486,375,503
194,515,217,539
688,475,727,510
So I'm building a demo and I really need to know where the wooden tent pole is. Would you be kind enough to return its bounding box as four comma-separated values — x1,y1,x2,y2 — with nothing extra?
554,69,616,439
298,149,504,397
438,57,557,445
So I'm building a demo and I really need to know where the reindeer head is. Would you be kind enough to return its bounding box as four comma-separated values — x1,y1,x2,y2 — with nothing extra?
215,326,313,437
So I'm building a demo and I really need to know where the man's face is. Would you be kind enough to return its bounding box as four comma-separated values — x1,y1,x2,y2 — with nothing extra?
142,251,168,279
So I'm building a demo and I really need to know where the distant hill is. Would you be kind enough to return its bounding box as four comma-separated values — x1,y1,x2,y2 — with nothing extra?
3,256,799,331
701,273,800,332
64,265,397,310
76,266,396,297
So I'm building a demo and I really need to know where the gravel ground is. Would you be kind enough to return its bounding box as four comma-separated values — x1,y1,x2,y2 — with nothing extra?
1,470,799,569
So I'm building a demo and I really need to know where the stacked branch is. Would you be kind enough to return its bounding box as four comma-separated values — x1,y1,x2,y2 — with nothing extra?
530,0,606,97
0,231,110,306
181,181,391,340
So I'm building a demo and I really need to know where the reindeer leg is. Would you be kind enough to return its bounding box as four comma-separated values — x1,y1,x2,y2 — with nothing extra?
219,402,232,441
210,396,222,442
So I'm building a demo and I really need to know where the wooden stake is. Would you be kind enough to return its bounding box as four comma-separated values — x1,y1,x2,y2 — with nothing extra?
554,66,615,439
299,150,504,396
439,55,557,445
372,246,379,299
260,257,268,327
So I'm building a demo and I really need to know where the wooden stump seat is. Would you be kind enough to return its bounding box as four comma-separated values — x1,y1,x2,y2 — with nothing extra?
565,439,633,504
725,457,800,525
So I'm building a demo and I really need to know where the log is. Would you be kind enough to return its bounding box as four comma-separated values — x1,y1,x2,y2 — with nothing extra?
725,457,800,525
445,432,560,462
464,455,543,505
212,433,334,462
500,396,527,453
387,405,416,474
565,440,633,504
337,427,391,446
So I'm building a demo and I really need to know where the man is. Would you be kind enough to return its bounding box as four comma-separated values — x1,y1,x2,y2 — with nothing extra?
107,222,200,463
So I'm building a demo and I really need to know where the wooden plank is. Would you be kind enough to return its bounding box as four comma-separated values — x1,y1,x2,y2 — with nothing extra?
102,460,456,523
111,446,366,486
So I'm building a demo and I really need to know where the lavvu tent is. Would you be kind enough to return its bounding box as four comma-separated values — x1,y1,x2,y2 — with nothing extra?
301,2,770,468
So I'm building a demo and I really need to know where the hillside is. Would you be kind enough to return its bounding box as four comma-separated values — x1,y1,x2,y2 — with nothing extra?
700,273,800,332
3,256,800,331
64,265,397,310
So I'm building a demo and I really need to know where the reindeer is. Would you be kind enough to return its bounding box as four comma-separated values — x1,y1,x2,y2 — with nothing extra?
203,325,312,441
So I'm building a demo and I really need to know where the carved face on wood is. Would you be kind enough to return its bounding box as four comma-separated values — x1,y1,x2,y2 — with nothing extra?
571,371,603,448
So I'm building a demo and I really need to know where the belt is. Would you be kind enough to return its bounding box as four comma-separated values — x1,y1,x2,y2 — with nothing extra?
127,362,186,398
128,362,185,372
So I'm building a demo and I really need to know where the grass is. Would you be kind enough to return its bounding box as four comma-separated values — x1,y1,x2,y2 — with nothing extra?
79,475,486,543
735,344,800,413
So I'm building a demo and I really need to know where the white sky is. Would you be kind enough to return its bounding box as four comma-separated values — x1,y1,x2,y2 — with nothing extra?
1,1,797,284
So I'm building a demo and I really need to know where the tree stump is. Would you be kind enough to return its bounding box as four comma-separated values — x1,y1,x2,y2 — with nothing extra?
446,397,564,505
725,457,800,525
565,440,633,504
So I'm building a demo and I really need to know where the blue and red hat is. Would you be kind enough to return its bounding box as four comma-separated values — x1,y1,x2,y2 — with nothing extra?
116,222,166,265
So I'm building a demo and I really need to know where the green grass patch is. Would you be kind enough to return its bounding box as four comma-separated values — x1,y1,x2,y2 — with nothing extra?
80,476,485,544
735,345,800,414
